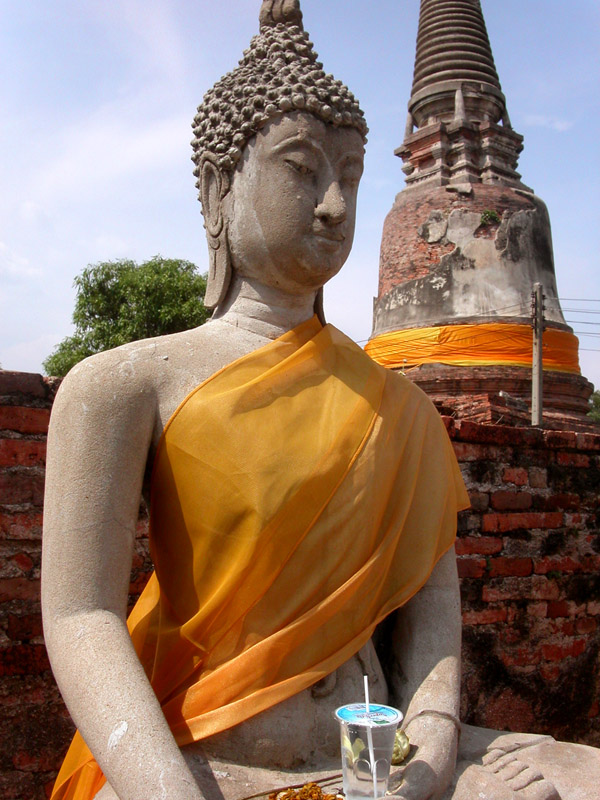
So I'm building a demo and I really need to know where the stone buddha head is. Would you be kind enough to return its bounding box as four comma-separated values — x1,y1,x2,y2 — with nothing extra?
191,0,368,316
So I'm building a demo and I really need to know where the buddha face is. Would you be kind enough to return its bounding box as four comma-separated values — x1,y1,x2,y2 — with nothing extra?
221,112,364,297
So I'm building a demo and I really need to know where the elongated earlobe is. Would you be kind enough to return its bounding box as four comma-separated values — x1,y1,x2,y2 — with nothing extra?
200,156,232,309
206,229,232,309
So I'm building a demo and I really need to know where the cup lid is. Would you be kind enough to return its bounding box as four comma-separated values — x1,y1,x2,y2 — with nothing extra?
334,703,402,726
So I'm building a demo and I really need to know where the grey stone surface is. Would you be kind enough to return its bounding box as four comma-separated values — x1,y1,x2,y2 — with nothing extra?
373,193,569,336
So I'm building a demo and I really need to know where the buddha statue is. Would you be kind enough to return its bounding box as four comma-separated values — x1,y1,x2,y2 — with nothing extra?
41,3,600,800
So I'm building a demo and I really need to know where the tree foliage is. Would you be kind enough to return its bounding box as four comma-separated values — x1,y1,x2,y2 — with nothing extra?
43,257,209,377
589,390,600,423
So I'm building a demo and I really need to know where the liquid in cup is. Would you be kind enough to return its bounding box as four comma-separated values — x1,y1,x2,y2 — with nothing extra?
335,704,402,800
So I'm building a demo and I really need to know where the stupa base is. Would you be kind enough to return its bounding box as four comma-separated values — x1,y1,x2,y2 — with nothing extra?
401,364,597,432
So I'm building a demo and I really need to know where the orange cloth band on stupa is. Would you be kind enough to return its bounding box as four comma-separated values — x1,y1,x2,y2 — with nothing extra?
51,315,469,800
364,323,580,374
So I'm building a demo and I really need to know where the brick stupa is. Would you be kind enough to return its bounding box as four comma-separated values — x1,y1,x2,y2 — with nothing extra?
365,0,595,430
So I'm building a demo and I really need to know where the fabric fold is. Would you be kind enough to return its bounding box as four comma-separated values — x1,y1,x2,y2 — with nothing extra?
51,315,468,800
365,323,580,373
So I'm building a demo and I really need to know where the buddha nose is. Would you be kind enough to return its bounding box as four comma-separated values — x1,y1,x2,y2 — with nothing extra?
315,180,346,225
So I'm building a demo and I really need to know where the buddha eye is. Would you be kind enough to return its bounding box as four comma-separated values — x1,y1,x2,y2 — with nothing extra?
285,158,315,177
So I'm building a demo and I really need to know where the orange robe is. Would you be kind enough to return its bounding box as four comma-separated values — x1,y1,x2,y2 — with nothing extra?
51,316,469,800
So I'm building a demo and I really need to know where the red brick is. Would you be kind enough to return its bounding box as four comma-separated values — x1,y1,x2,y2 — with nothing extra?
587,702,600,718
455,536,502,555
468,491,489,512
540,664,561,682
502,467,528,486
441,416,455,436
0,770,38,800
490,490,532,511
482,576,559,602
0,470,45,506
544,430,577,449
0,511,43,541
540,493,580,511
482,687,536,731
11,747,62,774
129,574,152,596
0,440,46,468
535,556,584,575
0,407,50,435
527,601,548,618
507,606,519,624
9,552,34,573
462,607,508,625
7,613,43,641
0,371,49,397
551,619,575,636
582,555,600,572
0,578,40,603
556,451,590,468
547,600,571,618
489,557,533,577
541,639,586,662
457,557,487,578
0,644,50,676
530,576,561,600
456,419,539,447
577,617,599,634
482,580,519,602
482,511,563,533
528,467,547,489
500,626,522,645
452,441,488,462
501,647,540,668
587,601,600,615
576,432,600,451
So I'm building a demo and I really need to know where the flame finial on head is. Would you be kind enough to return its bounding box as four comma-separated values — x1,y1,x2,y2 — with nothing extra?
259,0,303,31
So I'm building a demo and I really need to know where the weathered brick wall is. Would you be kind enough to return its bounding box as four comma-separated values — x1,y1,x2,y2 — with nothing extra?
0,371,150,799
448,418,600,745
1,371,599,797
0,372,64,800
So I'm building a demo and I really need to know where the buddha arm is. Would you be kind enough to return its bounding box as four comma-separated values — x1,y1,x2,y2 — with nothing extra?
389,548,462,800
41,356,204,800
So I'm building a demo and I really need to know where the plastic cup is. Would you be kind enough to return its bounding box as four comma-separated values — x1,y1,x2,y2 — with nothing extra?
334,703,403,800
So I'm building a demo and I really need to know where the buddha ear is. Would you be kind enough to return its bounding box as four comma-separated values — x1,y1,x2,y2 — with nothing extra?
200,156,232,309
201,156,228,238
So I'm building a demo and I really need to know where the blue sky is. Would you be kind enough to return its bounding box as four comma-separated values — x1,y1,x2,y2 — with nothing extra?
1,0,599,389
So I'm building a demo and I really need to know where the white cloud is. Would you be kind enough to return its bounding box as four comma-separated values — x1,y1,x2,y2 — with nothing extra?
19,201,45,224
36,108,190,204
522,114,574,132
0,242,41,282
0,331,65,375
89,0,187,85
92,233,131,255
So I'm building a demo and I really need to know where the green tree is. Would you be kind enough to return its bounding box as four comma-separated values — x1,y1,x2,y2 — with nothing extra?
44,256,209,377
589,390,600,423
